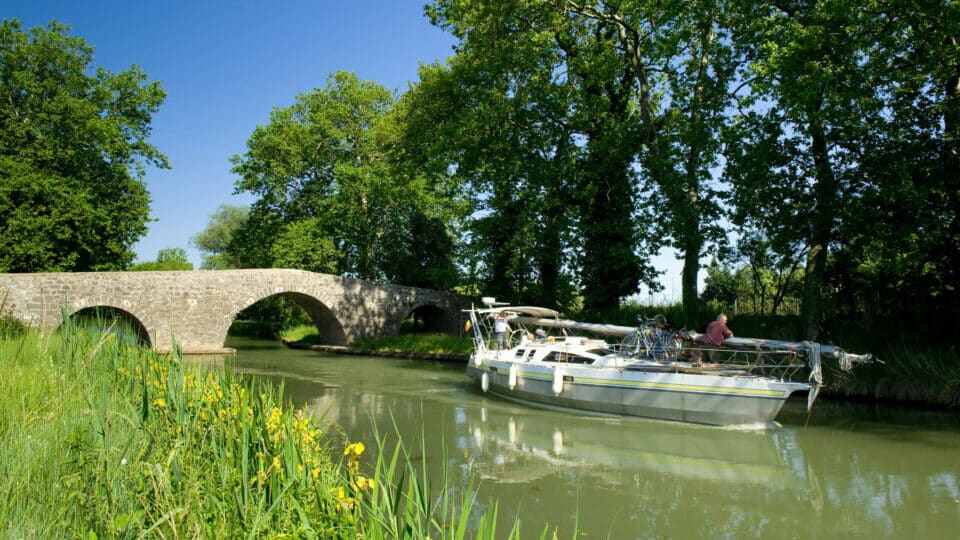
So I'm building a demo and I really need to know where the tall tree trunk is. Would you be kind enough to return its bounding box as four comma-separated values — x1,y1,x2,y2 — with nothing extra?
535,154,568,310
579,149,640,315
800,106,837,340
678,19,714,329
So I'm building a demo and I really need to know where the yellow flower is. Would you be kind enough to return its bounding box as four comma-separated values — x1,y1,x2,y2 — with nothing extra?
355,476,375,491
343,442,365,457
152,398,166,408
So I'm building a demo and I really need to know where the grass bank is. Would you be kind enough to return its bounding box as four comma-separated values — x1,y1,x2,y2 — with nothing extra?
0,318,554,538
281,324,474,356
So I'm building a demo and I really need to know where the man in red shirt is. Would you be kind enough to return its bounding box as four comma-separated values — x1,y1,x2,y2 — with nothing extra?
703,313,733,363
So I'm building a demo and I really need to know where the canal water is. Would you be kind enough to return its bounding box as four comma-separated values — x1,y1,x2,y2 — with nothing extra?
225,337,960,539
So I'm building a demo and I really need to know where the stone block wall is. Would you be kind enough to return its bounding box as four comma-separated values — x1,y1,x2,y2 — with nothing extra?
0,269,468,353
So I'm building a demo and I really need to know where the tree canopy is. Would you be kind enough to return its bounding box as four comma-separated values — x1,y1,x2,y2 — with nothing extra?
219,0,958,339
8,5,957,342
191,204,250,270
0,20,168,272
129,247,193,271
229,71,461,289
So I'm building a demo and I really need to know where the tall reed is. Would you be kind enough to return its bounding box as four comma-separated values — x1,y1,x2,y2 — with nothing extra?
1,317,533,538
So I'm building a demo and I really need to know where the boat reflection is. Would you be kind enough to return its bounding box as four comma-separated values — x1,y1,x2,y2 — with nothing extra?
459,402,815,492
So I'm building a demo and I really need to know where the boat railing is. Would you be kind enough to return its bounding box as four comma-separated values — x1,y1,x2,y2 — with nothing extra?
689,346,810,378
618,321,822,382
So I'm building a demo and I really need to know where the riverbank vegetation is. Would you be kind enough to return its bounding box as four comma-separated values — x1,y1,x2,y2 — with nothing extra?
281,324,473,356
277,300,959,409
0,320,547,538
4,3,958,412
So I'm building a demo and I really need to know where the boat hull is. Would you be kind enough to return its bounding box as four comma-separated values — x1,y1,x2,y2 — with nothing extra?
467,360,808,426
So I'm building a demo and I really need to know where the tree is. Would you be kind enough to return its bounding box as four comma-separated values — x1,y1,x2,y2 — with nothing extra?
424,0,662,312
269,218,338,274
423,1,736,317
379,209,459,290
231,71,458,283
727,0,960,339
191,204,249,269
562,0,736,326
398,55,581,304
129,247,193,271
726,1,889,339
837,0,960,338
701,260,741,310
0,20,168,272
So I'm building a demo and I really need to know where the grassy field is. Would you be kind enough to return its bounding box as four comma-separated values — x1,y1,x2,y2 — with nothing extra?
0,317,555,539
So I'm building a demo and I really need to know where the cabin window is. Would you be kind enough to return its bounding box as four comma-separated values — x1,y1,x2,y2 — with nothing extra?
515,349,526,358
543,352,592,364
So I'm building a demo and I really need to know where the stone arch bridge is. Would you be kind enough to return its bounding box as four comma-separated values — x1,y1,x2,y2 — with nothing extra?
0,269,468,353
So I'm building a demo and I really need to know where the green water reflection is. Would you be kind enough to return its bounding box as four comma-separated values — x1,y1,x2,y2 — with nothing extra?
225,337,960,539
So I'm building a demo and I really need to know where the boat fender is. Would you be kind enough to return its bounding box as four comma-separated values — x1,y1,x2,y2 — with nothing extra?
508,363,518,390
552,367,564,395
481,371,490,392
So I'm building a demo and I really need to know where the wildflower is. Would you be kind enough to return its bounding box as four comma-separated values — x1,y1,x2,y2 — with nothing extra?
152,398,166,408
355,475,375,491
343,442,365,457
344,441,365,473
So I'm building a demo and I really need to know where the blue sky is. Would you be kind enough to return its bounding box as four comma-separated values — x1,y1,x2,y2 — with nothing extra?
7,1,687,300
6,0,457,266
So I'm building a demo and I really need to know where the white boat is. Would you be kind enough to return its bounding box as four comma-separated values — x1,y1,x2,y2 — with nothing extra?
464,298,877,427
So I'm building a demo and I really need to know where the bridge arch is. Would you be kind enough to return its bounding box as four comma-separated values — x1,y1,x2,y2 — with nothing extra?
401,303,455,334
217,291,349,348
0,270,468,353
65,305,151,347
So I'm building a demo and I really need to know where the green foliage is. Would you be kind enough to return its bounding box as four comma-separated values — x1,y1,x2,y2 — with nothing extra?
234,296,312,338
419,1,652,311
725,0,960,338
128,247,194,271
270,218,339,274
350,333,474,355
191,204,249,269
281,325,474,355
0,20,168,272
379,210,459,290
0,324,527,537
701,261,741,309
231,71,460,287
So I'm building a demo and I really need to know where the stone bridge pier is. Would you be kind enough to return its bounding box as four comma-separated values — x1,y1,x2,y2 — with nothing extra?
0,269,468,353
